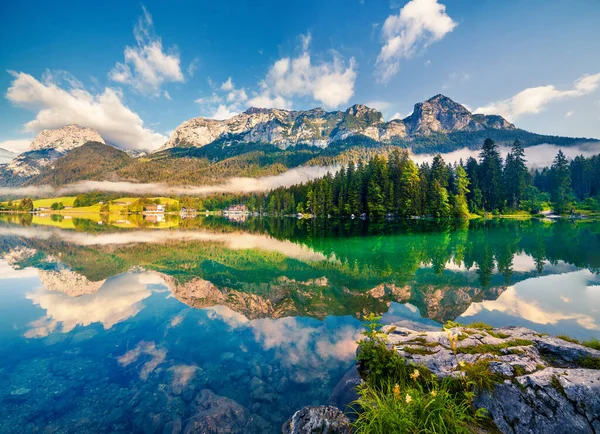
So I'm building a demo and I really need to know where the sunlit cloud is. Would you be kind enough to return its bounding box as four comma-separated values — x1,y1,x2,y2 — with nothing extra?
24,272,157,338
475,73,600,121
117,340,167,380
247,33,357,109
6,71,167,151
460,270,600,332
376,0,457,82
109,6,184,97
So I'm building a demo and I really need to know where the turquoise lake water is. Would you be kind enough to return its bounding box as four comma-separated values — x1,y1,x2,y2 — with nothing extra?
0,217,599,433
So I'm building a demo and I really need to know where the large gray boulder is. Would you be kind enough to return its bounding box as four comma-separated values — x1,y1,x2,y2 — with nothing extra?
380,324,600,434
282,406,352,434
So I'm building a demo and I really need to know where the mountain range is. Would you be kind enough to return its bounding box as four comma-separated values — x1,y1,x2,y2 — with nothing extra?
1,94,597,188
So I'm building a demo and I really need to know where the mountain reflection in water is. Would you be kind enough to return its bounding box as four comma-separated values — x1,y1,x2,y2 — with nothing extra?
0,217,599,433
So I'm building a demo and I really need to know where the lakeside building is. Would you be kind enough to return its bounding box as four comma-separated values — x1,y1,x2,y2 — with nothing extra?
143,204,166,213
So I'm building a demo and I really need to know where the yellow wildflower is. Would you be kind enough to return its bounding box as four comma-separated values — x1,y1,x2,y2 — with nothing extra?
459,361,466,367
405,393,412,404
393,384,401,399
431,389,438,397
410,369,420,380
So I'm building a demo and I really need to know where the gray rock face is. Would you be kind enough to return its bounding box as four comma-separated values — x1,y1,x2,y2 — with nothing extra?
403,94,516,136
282,406,352,434
380,324,600,434
0,124,105,184
160,95,515,151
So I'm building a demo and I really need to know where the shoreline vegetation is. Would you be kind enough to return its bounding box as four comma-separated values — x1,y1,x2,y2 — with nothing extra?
343,316,600,434
1,139,599,221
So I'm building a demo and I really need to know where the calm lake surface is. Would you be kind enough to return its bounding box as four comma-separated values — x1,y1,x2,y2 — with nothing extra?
0,215,599,433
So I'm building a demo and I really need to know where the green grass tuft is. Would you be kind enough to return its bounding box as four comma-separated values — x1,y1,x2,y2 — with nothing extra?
461,359,503,391
488,331,510,339
467,322,494,331
577,356,600,369
457,339,534,355
582,338,600,351
401,346,437,356
556,334,579,344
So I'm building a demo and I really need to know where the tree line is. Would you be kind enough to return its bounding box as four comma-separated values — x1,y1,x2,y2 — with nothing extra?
263,139,600,217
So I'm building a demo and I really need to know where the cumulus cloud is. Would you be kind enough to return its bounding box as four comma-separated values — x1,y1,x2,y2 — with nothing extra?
109,6,184,97
207,306,361,380
475,73,600,121
247,33,357,109
195,77,248,119
0,139,31,155
565,111,574,118
376,0,457,82
390,111,412,121
25,272,156,338
5,71,167,151
117,340,167,380
460,270,600,333
365,100,393,111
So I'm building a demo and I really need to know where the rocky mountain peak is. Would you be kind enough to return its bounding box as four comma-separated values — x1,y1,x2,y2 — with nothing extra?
404,94,514,135
29,124,105,153
244,107,271,115
158,95,519,152
345,104,380,118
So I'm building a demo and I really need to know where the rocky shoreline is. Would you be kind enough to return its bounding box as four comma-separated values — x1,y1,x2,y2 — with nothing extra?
286,324,600,433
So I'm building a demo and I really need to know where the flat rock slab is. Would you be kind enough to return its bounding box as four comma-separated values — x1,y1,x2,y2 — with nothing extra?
379,324,600,434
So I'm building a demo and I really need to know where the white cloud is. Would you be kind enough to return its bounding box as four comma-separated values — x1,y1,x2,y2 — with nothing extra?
6,71,167,151
247,90,291,110
220,77,234,91
475,73,600,121
25,271,156,338
248,33,357,109
0,138,32,154
376,0,457,82
460,270,600,332
194,93,223,105
109,6,184,97
390,111,411,121
565,111,574,118
212,104,238,120
196,78,248,119
365,101,393,111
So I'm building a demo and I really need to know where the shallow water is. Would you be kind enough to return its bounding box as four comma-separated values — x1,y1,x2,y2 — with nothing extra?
0,216,599,433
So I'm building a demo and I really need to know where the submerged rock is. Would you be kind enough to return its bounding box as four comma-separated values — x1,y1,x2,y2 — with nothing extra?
378,324,600,434
184,389,270,434
282,406,352,434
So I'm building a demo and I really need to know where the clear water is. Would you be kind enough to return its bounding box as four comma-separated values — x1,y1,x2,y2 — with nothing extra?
0,216,599,433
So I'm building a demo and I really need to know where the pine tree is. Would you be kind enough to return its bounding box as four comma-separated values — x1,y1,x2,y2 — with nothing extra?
465,157,481,212
550,150,572,214
478,138,503,212
503,140,529,209
398,159,421,216
453,165,470,218
427,181,451,218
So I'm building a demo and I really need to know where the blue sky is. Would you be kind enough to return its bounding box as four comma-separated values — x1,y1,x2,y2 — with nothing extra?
1,0,600,152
